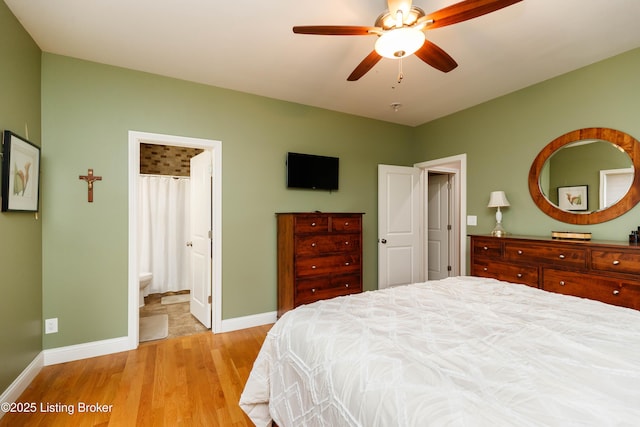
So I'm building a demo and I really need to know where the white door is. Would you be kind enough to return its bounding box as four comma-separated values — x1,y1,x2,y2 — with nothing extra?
378,165,422,289
427,173,451,280
189,151,212,328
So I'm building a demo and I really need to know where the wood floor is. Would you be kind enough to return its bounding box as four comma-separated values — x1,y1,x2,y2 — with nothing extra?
0,324,272,427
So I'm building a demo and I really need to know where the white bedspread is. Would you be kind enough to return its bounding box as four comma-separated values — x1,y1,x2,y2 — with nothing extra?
240,276,640,426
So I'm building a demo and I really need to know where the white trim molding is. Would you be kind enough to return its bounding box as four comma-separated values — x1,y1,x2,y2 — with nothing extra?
219,311,277,333
0,352,44,420
36,312,275,366
43,336,131,366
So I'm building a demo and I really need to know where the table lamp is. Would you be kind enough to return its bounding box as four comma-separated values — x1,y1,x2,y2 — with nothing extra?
488,191,510,237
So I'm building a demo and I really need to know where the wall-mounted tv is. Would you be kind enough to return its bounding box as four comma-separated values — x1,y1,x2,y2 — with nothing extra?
286,152,339,191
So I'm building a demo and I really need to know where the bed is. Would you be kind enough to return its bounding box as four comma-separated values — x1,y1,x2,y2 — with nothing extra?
240,276,640,426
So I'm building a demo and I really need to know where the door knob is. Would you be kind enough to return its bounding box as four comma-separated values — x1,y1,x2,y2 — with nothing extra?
380,239,387,244
186,241,193,247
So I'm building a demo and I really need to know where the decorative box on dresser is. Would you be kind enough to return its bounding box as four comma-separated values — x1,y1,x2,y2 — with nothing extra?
277,212,364,317
470,234,640,310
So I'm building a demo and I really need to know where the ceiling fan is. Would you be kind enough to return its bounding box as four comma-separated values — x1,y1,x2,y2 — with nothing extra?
293,0,523,81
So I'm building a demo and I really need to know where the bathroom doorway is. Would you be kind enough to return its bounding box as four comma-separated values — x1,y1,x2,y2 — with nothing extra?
128,131,222,347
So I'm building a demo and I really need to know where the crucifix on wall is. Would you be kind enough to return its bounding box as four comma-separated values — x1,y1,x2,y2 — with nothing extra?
79,169,102,202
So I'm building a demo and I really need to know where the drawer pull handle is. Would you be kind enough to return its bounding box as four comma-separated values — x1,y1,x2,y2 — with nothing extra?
483,246,488,250
345,283,350,288
558,254,565,259
311,288,316,293
613,289,620,296
311,242,316,247
345,241,349,245
344,222,349,226
311,222,317,227
516,273,523,278
483,267,488,271
345,262,350,266
311,265,317,269
559,281,565,286
517,250,523,255
612,260,620,265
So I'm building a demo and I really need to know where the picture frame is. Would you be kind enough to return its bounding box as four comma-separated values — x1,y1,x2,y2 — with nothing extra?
557,185,588,211
1,130,41,212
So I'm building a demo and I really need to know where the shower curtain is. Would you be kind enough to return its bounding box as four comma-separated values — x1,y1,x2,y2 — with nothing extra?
139,175,191,295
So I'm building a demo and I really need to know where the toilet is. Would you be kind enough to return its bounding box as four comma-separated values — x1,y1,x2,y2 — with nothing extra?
139,272,153,307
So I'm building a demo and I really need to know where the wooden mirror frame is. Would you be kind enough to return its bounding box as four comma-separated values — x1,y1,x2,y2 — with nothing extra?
528,127,640,224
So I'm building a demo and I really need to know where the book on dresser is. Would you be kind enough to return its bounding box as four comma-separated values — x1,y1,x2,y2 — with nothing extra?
469,234,640,310
277,212,364,317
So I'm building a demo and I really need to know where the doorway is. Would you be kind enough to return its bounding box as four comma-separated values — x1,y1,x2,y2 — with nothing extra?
378,154,466,289
417,154,466,278
427,172,454,280
127,131,222,348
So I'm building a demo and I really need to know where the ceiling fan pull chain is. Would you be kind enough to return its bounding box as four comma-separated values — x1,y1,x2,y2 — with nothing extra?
397,57,404,84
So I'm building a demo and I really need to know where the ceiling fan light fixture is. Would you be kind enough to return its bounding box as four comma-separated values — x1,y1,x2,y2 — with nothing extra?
375,27,425,59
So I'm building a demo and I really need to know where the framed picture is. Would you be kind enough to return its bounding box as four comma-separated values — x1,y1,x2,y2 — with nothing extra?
558,185,588,211
2,130,41,212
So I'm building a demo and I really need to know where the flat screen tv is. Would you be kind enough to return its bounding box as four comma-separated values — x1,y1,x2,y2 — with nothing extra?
286,152,339,190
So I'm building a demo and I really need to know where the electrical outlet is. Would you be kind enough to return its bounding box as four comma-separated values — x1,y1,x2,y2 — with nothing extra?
45,318,58,334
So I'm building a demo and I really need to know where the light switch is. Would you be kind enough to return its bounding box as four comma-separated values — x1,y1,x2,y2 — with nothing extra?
467,215,477,226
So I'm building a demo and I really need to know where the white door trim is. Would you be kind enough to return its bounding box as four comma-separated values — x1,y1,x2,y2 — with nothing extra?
415,154,467,276
127,131,222,349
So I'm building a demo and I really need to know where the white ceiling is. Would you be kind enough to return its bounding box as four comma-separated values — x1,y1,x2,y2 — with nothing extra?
5,0,640,127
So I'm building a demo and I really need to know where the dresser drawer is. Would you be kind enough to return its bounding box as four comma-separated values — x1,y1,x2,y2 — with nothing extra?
295,234,360,256
295,274,362,300
591,250,640,275
296,284,360,306
542,268,640,310
331,215,361,233
505,243,586,268
294,216,329,233
472,260,538,287
296,254,360,277
471,238,502,259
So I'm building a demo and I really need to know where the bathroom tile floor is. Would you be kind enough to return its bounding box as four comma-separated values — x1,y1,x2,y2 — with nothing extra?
140,291,209,340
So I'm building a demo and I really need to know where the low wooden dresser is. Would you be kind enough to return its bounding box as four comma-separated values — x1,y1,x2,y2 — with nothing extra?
277,212,363,317
470,234,640,310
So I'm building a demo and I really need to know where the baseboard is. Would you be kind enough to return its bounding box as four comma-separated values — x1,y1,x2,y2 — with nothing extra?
0,352,44,420
219,311,277,333
36,312,276,367
43,336,133,366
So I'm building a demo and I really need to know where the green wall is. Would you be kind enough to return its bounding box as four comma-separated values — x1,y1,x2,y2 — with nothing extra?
413,48,640,241
0,1,42,392
41,54,415,348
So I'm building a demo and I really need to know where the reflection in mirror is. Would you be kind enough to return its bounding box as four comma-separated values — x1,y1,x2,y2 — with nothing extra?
539,140,633,213
528,128,640,225
600,167,634,209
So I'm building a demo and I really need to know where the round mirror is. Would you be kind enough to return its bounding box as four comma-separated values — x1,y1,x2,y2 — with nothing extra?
529,128,640,224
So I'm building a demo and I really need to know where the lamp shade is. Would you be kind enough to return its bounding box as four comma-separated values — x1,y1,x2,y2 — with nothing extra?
488,191,510,208
375,28,425,59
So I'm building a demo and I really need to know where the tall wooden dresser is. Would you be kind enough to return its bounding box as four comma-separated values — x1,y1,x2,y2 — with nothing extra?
277,212,363,317
469,234,640,310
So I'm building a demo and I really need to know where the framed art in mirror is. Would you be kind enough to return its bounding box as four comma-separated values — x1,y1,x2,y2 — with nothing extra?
1,130,41,212
557,185,588,211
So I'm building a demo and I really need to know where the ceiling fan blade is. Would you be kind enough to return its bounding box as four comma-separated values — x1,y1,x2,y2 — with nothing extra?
293,26,377,36
414,40,458,73
424,0,522,30
347,51,383,81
